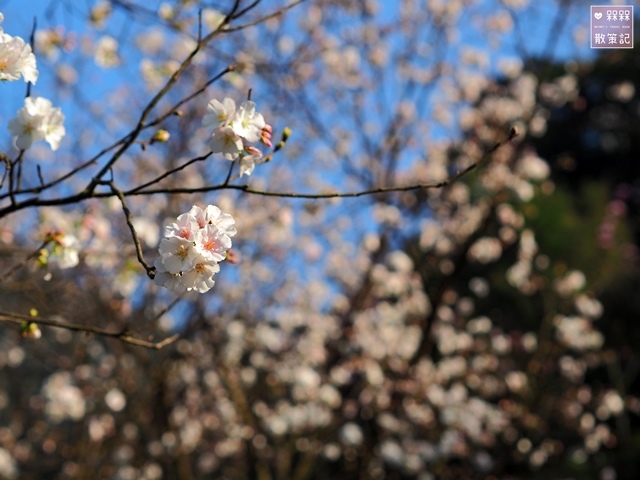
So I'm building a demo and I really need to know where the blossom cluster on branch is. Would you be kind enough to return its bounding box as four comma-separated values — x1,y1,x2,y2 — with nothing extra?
204,96,273,176
154,204,236,294
1,11,65,152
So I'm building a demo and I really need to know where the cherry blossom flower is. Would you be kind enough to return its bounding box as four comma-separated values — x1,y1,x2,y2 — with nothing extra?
187,205,237,238
0,30,38,83
203,97,270,175
194,224,230,263
41,105,66,150
154,205,236,294
164,212,199,240
158,236,198,274
8,96,65,150
231,101,265,142
208,126,243,160
49,233,80,269
202,97,236,128
180,261,220,293
152,257,184,294
94,35,120,68
239,148,263,177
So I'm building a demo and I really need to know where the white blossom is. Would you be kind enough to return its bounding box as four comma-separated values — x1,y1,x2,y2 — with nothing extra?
193,224,231,263
203,97,236,128
8,96,65,150
49,233,80,269
0,31,38,83
154,205,236,294
209,126,243,160
203,97,270,175
180,261,220,293
231,101,265,142
94,35,120,68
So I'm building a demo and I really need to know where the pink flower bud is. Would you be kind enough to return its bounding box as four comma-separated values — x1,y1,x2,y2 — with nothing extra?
244,145,262,157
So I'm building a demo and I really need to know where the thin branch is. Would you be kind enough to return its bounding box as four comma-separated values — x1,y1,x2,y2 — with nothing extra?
0,133,130,202
224,0,307,32
104,180,155,277
128,152,213,194
0,310,179,350
145,66,235,129
0,240,49,285
84,2,241,197
132,127,520,199
0,128,519,216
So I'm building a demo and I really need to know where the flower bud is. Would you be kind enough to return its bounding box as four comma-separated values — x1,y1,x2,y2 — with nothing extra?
244,145,262,157
20,321,42,339
152,129,171,143
282,127,291,142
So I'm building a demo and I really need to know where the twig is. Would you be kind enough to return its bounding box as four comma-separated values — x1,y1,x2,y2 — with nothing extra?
132,127,520,199
225,0,307,32
0,240,49,284
128,152,213,194
0,127,519,215
0,310,179,350
104,181,155,277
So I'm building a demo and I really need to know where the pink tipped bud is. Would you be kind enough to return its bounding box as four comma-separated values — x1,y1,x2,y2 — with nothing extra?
226,249,239,264
260,127,273,147
244,145,262,157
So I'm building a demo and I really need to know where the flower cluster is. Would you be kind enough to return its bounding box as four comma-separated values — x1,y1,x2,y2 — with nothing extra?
8,96,66,150
0,12,38,83
154,205,236,294
203,97,273,176
37,231,80,270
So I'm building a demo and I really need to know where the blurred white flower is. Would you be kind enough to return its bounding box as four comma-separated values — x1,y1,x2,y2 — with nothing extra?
49,232,80,269
554,315,604,351
468,237,502,264
42,372,86,422
339,423,364,446
517,154,550,181
554,270,586,297
574,294,603,320
94,35,120,68
0,447,17,480
105,388,127,412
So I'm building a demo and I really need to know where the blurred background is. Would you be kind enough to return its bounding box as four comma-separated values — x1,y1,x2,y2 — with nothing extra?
0,0,639,479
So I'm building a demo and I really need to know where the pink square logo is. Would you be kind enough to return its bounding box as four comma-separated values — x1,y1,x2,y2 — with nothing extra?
591,6,634,49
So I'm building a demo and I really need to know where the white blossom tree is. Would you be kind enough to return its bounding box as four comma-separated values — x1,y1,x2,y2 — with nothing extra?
0,1,637,479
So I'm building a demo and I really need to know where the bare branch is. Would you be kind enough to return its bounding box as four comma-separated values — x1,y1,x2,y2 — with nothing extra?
0,239,49,285
131,127,520,200
104,180,155,277
0,310,179,350
225,0,307,32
